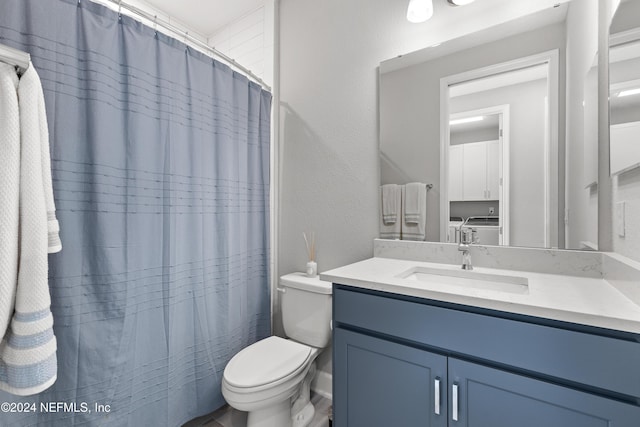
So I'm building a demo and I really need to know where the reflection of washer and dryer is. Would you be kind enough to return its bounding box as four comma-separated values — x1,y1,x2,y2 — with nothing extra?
448,216,465,243
449,216,499,246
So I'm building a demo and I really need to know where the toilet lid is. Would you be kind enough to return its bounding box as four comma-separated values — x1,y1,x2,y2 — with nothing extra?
224,336,312,388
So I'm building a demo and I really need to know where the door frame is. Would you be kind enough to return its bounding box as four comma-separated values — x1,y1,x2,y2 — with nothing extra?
449,105,510,245
439,49,559,247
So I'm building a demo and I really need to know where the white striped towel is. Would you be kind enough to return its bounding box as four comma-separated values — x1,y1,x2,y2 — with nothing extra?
0,63,58,396
402,184,426,241
36,69,61,253
380,185,402,240
0,64,21,343
381,184,400,224
404,182,426,224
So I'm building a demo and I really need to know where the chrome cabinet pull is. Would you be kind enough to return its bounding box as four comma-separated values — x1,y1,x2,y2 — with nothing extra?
434,377,441,415
452,383,459,421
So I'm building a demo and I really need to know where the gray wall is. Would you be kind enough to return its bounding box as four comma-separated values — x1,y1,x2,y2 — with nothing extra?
380,23,565,243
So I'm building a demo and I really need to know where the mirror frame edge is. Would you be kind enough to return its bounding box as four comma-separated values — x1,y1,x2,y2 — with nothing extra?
598,0,614,252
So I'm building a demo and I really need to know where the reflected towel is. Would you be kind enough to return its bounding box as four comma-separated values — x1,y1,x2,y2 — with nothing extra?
381,184,400,224
402,184,426,241
379,185,402,239
404,182,426,224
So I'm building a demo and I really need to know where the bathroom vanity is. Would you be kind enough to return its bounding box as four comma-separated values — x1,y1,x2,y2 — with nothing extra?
322,246,640,427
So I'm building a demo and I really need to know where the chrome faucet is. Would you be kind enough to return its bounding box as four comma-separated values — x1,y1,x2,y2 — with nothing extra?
458,226,477,270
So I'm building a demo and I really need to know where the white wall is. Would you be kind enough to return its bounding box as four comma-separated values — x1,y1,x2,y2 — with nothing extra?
208,1,275,87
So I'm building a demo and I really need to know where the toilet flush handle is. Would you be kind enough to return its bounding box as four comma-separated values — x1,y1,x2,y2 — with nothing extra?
276,287,286,293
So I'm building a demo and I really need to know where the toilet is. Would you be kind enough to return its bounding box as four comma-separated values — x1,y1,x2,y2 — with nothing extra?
221,273,332,427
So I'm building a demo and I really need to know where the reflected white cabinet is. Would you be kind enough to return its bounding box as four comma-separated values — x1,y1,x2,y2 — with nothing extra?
449,140,499,201
611,121,640,175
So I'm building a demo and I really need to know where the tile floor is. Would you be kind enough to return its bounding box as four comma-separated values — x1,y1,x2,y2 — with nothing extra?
183,393,331,427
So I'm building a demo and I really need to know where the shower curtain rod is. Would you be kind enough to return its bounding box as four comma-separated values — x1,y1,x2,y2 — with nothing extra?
0,43,30,72
101,0,271,92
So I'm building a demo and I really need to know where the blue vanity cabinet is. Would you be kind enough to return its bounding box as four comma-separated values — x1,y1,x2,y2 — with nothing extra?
449,358,640,427
333,284,640,427
334,327,448,427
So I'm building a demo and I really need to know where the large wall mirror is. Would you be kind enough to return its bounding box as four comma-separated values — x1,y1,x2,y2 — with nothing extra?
379,0,603,250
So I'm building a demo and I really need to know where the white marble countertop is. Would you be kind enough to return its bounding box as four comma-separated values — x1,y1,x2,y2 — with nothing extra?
320,257,640,334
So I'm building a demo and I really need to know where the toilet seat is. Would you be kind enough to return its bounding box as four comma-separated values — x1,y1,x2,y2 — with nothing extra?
224,336,312,390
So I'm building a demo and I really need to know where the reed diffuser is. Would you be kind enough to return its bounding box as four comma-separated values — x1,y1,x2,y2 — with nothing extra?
303,231,317,277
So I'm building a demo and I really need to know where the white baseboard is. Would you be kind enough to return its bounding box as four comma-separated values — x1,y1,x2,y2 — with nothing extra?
311,370,332,400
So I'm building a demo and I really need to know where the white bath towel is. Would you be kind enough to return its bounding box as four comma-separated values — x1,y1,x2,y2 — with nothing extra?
402,183,426,241
404,182,426,224
36,72,61,254
0,63,58,396
381,184,400,224
0,64,21,342
379,185,402,239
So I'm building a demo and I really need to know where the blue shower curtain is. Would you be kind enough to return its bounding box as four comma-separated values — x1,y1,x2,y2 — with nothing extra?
0,0,271,425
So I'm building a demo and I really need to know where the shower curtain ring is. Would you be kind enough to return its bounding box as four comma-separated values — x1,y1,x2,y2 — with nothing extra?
118,0,122,19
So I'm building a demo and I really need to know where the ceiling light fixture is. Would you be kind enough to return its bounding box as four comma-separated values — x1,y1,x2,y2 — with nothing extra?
407,0,434,23
447,0,476,5
618,88,640,97
450,116,484,125
408,0,476,24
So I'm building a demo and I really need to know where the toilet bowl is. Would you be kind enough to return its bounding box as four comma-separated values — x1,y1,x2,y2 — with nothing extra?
221,273,332,427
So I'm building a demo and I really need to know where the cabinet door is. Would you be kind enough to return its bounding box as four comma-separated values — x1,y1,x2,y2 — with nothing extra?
449,358,640,427
334,328,447,427
485,140,499,200
449,145,464,201
462,142,487,200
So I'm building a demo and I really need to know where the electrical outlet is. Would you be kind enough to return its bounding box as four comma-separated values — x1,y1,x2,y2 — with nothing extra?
489,207,495,215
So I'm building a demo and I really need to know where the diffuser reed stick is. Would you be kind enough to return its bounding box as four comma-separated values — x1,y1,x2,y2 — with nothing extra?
303,231,317,277
303,231,316,261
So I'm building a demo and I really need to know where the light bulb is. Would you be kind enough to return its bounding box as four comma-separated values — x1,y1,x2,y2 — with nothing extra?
407,0,434,23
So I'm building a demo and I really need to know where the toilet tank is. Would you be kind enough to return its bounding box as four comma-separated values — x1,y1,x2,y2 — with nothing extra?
280,273,332,348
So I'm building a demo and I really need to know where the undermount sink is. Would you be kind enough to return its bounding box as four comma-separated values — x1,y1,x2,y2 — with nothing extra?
397,266,529,294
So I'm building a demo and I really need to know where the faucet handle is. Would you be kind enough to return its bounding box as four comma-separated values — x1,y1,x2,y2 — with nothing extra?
460,227,472,244
460,227,478,245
